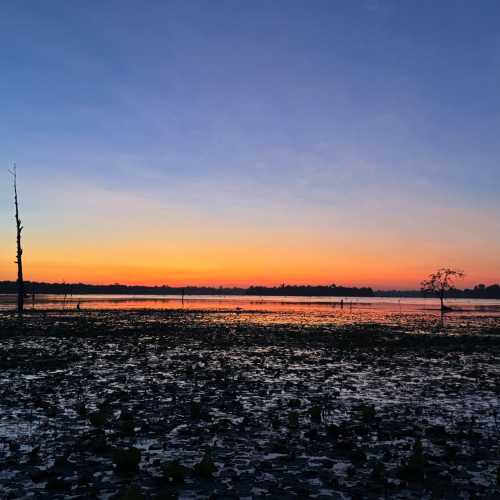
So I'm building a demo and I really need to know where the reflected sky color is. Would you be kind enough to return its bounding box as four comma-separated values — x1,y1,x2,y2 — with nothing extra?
1,1,500,288
1,295,500,335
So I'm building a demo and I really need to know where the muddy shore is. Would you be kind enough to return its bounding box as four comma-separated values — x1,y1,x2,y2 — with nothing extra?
1,310,499,499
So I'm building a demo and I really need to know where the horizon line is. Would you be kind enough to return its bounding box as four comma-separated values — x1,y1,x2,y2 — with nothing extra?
0,279,498,293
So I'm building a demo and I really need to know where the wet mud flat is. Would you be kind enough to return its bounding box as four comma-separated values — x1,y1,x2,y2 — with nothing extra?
0,310,499,499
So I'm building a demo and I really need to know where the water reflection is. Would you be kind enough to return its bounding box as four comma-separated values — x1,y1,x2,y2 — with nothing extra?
1,294,500,335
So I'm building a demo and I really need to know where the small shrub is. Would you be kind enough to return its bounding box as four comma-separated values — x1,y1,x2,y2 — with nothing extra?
309,405,322,422
371,462,385,482
398,439,425,483
88,411,107,428
351,447,367,464
9,441,20,452
46,405,57,418
112,447,141,474
53,455,68,469
119,486,144,500
75,401,87,418
305,427,318,440
347,465,356,478
194,453,216,478
119,417,135,436
326,424,340,439
359,404,376,422
190,401,202,419
153,490,179,500
29,446,40,465
163,460,188,484
288,411,300,429
45,477,70,492
88,432,108,453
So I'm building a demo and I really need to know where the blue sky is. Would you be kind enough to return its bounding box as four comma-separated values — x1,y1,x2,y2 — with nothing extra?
1,1,499,287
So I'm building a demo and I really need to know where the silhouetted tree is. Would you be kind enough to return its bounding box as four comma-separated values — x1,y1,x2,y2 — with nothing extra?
8,165,24,315
421,268,464,311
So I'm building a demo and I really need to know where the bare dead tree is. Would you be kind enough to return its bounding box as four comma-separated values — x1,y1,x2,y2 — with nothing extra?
8,164,24,315
421,267,464,311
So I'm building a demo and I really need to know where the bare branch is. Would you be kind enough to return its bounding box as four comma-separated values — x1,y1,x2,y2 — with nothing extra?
10,163,24,315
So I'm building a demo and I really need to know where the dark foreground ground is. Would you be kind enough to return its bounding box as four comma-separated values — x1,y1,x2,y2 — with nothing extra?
0,310,499,499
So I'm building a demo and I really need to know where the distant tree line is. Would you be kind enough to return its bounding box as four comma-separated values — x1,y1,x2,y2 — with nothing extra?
0,281,246,296
381,284,500,299
247,284,374,297
440,284,500,299
0,281,373,297
2,280,499,299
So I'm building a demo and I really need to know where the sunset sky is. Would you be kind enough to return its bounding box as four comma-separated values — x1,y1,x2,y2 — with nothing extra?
1,1,500,289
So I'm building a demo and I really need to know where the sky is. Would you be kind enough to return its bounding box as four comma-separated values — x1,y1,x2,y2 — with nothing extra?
1,0,500,289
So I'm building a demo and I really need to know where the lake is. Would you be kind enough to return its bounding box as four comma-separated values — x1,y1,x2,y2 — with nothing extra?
1,293,500,334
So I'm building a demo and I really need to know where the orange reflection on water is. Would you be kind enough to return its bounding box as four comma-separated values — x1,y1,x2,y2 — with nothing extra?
1,294,500,333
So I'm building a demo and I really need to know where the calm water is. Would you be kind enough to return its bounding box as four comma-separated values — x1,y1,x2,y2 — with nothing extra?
1,293,500,327
1,293,500,312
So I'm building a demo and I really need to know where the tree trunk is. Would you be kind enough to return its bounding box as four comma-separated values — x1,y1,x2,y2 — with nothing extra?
11,166,24,315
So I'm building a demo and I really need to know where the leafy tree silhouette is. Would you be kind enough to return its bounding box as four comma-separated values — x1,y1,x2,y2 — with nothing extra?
421,268,464,311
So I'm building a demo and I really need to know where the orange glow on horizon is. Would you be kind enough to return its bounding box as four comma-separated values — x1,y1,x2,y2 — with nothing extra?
0,250,494,290
1,203,498,290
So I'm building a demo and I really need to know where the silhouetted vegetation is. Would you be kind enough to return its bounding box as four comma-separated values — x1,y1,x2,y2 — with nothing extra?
0,281,374,297
378,284,500,299
8,165,24,315
247,284,374,296
0,281,247,296
2,280,500,299
456,283,500,299
0,309,499,498
421,268,465,310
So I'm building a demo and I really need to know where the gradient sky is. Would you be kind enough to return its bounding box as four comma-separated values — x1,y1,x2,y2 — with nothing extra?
1,0,500,289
